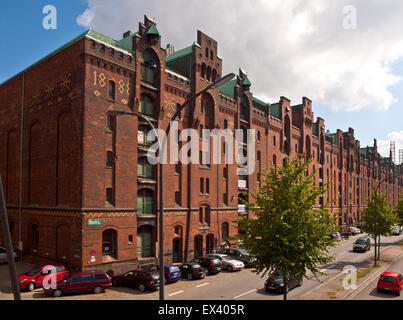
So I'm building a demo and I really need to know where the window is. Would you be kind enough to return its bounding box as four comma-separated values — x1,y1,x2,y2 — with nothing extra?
138,125,154,146
200,178,204,194
137,157,154,178
257,131,261,142
102,229,117,258
128,235,133,244
223,167,228,179
205,207,210,226
257,151,261,162
224,119,228,129
206,179,210,195
137,226,153,257
199,208,203,223
137,189,154,215
273,155,277,167
108,81,115,100
141,51,156,84
175,162,180,175
107,116,114,131
175,191,181,206
273,136,276,147
139,94,155,117
176,103,181,119
106,151,114,167
106,188,113,204
222,222,229,242
240,95,249,120
223,193,228,206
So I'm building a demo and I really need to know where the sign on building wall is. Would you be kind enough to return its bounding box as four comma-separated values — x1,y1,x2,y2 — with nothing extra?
88,219,101,226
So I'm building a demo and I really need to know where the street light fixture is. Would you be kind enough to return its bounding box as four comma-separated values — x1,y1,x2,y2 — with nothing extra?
109,73,235,300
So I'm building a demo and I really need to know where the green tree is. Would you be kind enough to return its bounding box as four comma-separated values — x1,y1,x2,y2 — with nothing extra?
360,191,398,262
233,156,339,300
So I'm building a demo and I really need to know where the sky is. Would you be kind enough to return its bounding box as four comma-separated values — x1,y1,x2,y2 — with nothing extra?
1,0,403,163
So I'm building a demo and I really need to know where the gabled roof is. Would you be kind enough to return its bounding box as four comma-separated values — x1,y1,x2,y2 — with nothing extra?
147,24,159,36
219,79,237,99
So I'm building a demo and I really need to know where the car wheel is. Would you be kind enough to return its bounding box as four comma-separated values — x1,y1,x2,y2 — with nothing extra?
227,266,233,272
187,273,193,280
53,289,63,297
94,286,103,294
139,284,146,292
27,282,35,291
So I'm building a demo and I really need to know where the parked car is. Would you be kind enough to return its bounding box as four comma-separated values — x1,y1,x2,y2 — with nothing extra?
18,265,69,291
163,264,182,283
353,237,371,252
391,226,402,236
377,272,403,296
0,246,17,264
179,262,208,280
349,227,362,235
218,248,256,267
205,254,244,272
112,270,160,292
329,232,341,240
43,270,111,297
191,257,223,274
265,270,303,293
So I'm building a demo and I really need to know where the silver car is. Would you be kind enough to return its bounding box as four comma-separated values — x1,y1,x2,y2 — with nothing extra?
205,254,244,272
0,246,17,263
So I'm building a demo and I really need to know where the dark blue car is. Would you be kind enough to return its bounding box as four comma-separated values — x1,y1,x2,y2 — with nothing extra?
164,265,181,283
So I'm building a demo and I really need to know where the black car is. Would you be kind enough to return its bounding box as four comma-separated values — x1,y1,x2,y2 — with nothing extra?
264,271,303,294
191,257,222,275
218,248,256,267
353,237,371,252
112,270,160,292
179,262,208,280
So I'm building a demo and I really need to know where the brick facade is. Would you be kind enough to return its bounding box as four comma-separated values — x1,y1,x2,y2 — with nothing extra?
0,15,402,275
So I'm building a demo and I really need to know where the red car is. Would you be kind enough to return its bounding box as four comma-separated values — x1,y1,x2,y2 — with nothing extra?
43,270,111,297
18,265,69,291
377,272,403,296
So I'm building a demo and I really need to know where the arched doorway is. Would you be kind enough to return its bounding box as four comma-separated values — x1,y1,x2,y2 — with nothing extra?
137,225,154,258
194,235,203,258
56,224,70,262
172,226,183,263
29,223,39,254
206,234,214,254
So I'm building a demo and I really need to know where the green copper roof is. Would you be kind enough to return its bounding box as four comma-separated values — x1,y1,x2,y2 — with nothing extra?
252,96,269,112
147,24,159,35
166,44,194,78
242,77,251,87
166,45,193,63
219,79,237,99
270,103,281,119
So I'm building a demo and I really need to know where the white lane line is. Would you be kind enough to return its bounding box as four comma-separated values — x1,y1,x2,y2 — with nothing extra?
168,290,184,297
196,283,209,288
233,289,257,299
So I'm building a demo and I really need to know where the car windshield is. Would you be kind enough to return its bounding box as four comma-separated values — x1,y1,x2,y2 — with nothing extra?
355,239,367,245
271,271,284,279
25,268,42,276
237,249,249,255
221,256,231,261
210,259,220,264
169,267,179,272
191,264,201,269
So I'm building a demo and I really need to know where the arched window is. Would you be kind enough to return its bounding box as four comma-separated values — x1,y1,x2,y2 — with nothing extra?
201,63,206,79
102,229,117,258
212,69,217,82
207,66,212,81
137,226,153,258
139,94,155,117
137,189,154,215
141,51,157,84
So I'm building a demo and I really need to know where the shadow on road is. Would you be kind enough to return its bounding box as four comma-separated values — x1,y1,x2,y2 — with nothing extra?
368,288,400,299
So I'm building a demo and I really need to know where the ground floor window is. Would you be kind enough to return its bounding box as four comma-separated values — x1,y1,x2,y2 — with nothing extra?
137,226,153,258
102,229,117,258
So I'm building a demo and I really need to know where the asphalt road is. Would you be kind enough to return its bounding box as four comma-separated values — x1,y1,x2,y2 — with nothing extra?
1,233,403,300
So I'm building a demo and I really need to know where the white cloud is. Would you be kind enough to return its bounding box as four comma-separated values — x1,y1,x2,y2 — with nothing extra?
378,131,403,163
76,0,403,112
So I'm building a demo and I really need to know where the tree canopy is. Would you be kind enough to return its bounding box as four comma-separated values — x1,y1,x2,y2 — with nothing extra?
233,156,339,300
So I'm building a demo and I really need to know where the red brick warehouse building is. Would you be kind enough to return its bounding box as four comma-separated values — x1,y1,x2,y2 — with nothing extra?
0,15,402,273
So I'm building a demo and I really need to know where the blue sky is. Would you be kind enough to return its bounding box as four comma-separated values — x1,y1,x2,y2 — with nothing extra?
1,0,402,161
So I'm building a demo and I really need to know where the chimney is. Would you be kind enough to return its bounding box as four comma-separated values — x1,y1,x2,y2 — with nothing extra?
166,44,175,56
123,30,133,38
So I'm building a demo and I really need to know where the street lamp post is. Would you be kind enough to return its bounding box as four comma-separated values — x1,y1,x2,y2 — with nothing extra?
110,73,235,300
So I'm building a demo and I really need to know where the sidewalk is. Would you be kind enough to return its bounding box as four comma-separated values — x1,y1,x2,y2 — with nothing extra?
0,261,34,298
298,240,403,300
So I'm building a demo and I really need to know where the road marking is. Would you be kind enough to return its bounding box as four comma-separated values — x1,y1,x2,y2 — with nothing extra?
233,289,257,299
196,283,209,288
338,251,348,256
168,290,184,297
